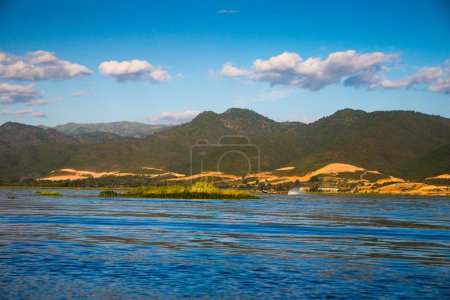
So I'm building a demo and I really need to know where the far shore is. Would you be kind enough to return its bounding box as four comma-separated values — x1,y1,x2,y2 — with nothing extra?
2,185,449,198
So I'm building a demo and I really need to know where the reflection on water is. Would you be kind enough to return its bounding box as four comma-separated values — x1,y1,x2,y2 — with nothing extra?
0,189,449,299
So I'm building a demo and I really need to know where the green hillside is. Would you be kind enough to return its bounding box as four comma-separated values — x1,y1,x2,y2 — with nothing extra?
397,143,450,180
287,109,450,175
1,108,449,183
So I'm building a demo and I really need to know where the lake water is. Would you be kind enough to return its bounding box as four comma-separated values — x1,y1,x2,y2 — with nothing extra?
0,189,449,299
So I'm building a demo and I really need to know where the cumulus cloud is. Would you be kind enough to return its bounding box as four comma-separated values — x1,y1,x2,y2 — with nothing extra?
146,110,200,124
0,109,45,117
221,62,249,77
0,50,92,80
427,60,450,94
429,78,450,94
99,59,170,83
382,67,443,88
344,63,450,94
0,83,44,105
249,50,396,90
345,66,444,90
221,50,450,94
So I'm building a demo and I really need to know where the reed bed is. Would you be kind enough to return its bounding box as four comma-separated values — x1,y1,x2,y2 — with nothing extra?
36,191,62,196
122,181,258,199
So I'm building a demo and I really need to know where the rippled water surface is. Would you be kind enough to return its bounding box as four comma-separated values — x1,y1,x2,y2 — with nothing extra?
0,189,449,299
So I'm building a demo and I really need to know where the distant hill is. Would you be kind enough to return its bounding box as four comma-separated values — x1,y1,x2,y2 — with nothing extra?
74,132,122,143
1,108,449,182
398,143,450,180
0,122,74,146
52,121,170,137
287,109,450,175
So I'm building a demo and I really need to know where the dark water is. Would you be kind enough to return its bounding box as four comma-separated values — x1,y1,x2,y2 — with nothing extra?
0,189,449,299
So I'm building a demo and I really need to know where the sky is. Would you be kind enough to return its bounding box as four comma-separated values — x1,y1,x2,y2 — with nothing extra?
0,0,449,126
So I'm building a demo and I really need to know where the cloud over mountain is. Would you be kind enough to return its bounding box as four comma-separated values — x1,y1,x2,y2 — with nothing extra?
221,50,450,94
0,83,44,105
220,62,249,77
0,109,45,117
146,110,200,124
0,50,93,80
99,59,170,83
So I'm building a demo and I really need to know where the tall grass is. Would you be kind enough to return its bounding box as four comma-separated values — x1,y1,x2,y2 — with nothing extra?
123,181,258,199
36,191,61,196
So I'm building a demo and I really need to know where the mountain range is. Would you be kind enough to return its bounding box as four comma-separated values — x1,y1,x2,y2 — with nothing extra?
41,121,170,137
1,108,449,182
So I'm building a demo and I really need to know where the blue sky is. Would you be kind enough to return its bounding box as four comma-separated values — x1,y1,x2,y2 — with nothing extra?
0,0,449,126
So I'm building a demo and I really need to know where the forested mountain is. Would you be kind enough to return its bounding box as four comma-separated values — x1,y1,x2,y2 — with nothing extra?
52,121,170,137
1,108,449,182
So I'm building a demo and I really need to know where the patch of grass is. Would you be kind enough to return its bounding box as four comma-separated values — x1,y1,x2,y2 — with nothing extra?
124,181,258,199
36,191,61,196
99,190,119,197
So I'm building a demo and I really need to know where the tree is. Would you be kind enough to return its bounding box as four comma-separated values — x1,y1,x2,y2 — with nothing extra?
310,185,319,192
310,175,321,183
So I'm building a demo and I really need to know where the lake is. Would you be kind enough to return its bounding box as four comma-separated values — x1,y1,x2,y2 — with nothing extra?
0,189,449,299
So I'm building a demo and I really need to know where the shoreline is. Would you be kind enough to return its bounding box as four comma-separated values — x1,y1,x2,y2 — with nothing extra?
1,185,449,198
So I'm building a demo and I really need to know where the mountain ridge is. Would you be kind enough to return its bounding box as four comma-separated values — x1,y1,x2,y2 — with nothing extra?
51,121,171,137
1,108,449,182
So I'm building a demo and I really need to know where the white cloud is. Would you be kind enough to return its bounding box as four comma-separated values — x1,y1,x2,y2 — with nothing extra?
146,110,201,124
99,59,170,83
345,66,444,90
278,114,321,124
427,60,450,94
0,83,43,104
429,78,450,94
249,50,396,90
379,67,443,89
0,109,45,117
218,9,238,14
0,50,92,80
297,115,321,124
222,50,450,94
220,62,249,77
24,99,53,106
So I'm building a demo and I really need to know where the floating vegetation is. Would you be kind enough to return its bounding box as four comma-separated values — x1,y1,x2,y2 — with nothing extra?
124,181,258,199
36,191,61,196
99,190,119,197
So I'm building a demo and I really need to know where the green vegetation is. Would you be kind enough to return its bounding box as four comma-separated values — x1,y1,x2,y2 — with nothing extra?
424,177,450,186
36,191,61,196
124,181,258,199
1,108,450,184
310,185,319,192
399,143,450,180
99,190,118,197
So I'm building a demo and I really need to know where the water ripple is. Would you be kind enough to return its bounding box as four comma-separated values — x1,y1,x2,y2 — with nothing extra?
0,189,449,299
